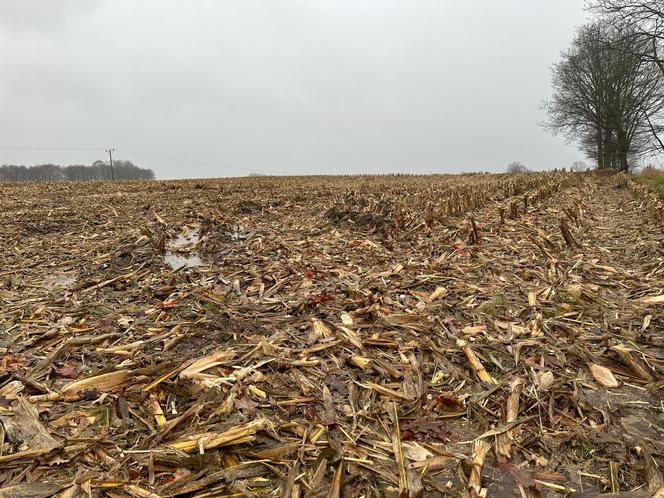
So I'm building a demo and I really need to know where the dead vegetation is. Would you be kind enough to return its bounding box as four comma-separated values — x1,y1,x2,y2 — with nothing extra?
0,172,662,497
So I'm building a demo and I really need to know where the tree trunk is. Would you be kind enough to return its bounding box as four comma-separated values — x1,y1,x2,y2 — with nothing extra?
602,130,613,169
616,127,629,172
619,149,629,171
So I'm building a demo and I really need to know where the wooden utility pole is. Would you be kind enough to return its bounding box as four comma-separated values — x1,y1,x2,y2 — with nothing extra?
105,147,115,181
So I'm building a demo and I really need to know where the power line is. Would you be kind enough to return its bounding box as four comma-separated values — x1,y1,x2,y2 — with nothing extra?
120,149,282,176
120,149,233,170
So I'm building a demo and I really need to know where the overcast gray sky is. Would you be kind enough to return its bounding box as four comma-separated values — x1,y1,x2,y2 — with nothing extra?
0,0,588,178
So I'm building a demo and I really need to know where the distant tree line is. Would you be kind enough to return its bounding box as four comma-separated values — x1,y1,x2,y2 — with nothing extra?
0,160,155,182
506,160,591,173
543,1,664,171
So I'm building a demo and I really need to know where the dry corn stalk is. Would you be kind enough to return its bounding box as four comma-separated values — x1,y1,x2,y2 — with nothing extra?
496,377,524,459
639,294,664,305
457,339,497,385
610,343,653,382
390,402,409,498
60,370,131,396
467,439,490,497
178,351,235,381
327,461,344,498
168,419,266,453
365,381,411,400
559,217,580,248
349,355,373,369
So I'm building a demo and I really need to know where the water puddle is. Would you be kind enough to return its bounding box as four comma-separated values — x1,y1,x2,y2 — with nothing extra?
164,253,204,268
44,273,77,290
231,223,247,241
169,227,200,248
165,227,205,269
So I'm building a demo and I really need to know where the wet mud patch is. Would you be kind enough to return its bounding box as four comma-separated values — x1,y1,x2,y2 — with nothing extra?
325,204,397,233
236,199,263,214
157,315,271,362
164,226,205,269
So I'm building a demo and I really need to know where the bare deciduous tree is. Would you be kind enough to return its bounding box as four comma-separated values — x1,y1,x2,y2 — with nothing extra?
507,161,530,173
588,1,664,152
589,0,664,73
570,160,589,171
543,22,664,171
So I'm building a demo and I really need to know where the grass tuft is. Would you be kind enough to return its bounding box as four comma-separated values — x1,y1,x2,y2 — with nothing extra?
635,166,664,200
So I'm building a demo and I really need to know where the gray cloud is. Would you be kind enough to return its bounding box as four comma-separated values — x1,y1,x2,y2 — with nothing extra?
0,0,587,178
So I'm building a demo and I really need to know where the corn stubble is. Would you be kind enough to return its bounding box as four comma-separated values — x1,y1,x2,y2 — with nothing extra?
0,171,662,497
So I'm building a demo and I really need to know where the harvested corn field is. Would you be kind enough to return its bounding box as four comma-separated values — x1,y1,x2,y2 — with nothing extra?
0,172,663,498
